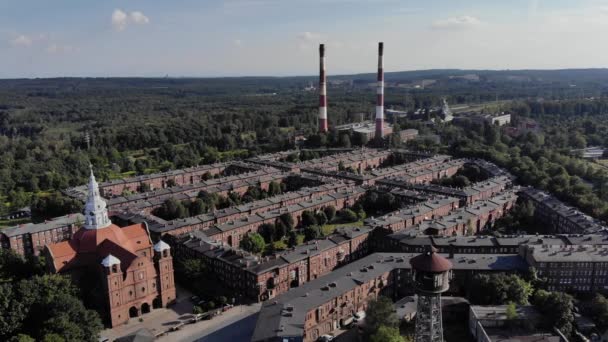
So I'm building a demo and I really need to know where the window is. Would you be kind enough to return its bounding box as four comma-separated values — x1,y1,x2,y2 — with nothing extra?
141,287,145,292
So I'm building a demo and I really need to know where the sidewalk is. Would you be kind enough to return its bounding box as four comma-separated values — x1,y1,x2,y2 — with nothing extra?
100,285,195,341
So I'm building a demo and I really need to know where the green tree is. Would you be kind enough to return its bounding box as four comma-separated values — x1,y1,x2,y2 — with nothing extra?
323,206,336,222
468,274,532,305
155,198,188,220
589,293,608,328
1,274,104,342
315,211,328,226
30,192,83,223
365,296,399,337
301,210,317,227
176,258,207,283
533,290,574,337
268,181,282,196
240,233,266,254
505,302,518,320
338,208,358,222
9,334,35,342
303,225,322,241
189,198,206,216
0,284,26,339
0,249,30,282
369,326,405,342
279,213,295,231
259,223,276,243
287,231,299,247
339,134,351,148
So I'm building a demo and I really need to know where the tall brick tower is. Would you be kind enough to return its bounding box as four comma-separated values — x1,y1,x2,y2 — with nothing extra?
154,240,176,307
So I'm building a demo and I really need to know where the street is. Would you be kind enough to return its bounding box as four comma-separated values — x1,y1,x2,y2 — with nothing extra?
157,303,261,342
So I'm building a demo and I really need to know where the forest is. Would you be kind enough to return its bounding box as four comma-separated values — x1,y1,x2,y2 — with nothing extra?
1,69,608,222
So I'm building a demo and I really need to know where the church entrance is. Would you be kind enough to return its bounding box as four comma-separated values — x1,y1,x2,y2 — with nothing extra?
129,306,139,318
153,297,162,309
141,302,151,314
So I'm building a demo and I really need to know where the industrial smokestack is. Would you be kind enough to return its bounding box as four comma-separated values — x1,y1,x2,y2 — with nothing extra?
318,44,328,133
375,42,384,140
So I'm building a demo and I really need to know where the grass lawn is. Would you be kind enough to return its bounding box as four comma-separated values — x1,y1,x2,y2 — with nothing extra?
321,220,364,236
273,240,287,251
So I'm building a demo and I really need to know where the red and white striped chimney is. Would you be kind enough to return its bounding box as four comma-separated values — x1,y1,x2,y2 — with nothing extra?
375,42,384,140
318,44,328,133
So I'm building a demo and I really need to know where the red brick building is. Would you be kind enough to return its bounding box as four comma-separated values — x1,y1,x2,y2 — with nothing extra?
1,214,84,256
171,226,372,302
44,170,176,327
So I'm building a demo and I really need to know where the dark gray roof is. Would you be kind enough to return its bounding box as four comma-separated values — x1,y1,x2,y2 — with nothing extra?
252,252,527,341
2,214,84,237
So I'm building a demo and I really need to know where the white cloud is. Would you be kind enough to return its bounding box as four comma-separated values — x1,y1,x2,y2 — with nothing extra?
112,9,150,31
112,9,129,31
11,34,32,47
431,15,481,30
130,11,150,25
297,31,322,42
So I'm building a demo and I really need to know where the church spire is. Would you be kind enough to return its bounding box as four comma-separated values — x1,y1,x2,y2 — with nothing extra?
84,165,111,230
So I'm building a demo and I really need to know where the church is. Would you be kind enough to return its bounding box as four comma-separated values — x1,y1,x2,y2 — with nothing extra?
44,168,176,327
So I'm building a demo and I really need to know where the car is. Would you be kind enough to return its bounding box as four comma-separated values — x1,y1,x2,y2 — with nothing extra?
318,335,334,342
190,295,200,302
353,311,366,323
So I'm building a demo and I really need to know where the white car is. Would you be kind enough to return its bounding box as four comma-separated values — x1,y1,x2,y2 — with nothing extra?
353,311,366,323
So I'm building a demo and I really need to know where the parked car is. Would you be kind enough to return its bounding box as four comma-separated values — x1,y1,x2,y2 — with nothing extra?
318,335,334,342
353,311,366,323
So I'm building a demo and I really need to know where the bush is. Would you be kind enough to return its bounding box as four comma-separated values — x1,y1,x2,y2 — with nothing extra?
239,233,265,254
315,211,328,225
301,210,317,227
204,301,215,311
303,225,322,241
259,223,276,243
323,206,336,222
338,208,358,222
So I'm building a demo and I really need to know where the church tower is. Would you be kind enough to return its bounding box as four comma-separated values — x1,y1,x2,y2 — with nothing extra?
154,240,176,307
84,166,111,230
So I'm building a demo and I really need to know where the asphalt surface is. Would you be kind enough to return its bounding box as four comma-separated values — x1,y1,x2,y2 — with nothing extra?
193,311,259,342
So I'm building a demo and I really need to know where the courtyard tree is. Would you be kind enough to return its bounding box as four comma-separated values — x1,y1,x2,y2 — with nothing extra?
370,326,406,342
365,296,399,337
240,233,266,254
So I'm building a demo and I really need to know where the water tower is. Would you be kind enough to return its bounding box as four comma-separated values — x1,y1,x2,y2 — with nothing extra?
410,245,452,342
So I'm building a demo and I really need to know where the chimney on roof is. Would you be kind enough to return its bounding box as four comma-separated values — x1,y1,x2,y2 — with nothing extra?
318,44,328,133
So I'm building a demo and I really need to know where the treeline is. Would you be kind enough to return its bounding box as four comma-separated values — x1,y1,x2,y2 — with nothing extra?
447,118,608,220
0,249,102,341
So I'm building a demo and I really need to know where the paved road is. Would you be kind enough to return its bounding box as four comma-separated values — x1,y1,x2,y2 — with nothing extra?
156,303,261,342
194,311,259,342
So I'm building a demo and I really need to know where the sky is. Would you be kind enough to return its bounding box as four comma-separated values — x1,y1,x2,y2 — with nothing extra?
1,0,608,78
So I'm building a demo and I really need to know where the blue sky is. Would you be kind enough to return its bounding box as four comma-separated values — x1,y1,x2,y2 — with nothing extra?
1,0,607,77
